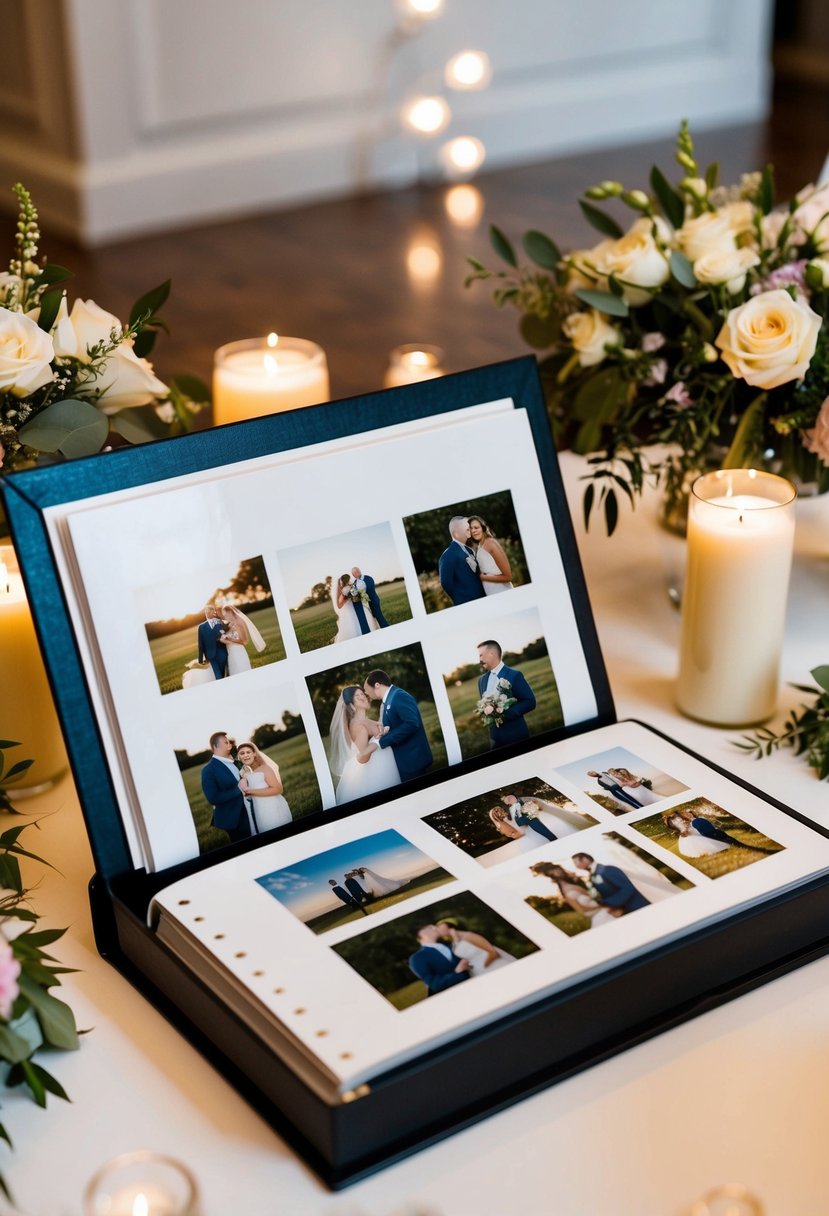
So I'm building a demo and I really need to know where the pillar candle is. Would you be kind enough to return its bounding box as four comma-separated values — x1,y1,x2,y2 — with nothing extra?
212,335,329,424
0,545,67,791
384,344,445,388
677,469,796,726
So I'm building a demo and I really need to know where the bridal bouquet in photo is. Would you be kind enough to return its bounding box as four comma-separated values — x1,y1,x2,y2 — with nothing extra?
0,183,209,476
467,123,829,532
476,679,517,729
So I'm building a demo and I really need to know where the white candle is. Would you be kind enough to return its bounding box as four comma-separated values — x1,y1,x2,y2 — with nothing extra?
83,1152,200,1216
677,469,796,726
212,334,329,424
0,545,67,791
384,343,445,388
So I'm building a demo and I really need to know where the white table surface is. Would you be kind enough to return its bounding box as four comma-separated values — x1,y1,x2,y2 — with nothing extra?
8,455,829,1216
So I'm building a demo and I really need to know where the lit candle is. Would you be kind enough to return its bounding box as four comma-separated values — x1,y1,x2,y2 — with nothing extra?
83,1152,200,1216
0,544,67,791
212,334,329,424
384,344,446,388
677,469,796,726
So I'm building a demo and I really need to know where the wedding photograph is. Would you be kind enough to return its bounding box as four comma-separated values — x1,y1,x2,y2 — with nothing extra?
255,829,454,934
422,777,598,868
305,643,448,805
508,831,693,937
140,554,286,695
554,747,689,816
172,683,322,853
429,607,562,759
331,891,539,1010
631,797,785,879
278,522,413,654
402,490,530,614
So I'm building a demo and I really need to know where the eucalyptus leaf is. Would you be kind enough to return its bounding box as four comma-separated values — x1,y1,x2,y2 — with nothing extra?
18,399,109,459
522,230,561,269
812,665,829,694
669,250,697,288
578,200,623,239
0,1024,34,1065
170,373,211,403
574,289,629,318
489,225,517,267
649,165,684,229
17,975,79,1050
109,405,171,444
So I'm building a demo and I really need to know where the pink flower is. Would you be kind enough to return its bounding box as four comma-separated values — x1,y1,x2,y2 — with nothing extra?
665,381,694,408
750,259,809,301
641,332,666,353
803,397,829,466
0,934,21,1020
644,359,668,386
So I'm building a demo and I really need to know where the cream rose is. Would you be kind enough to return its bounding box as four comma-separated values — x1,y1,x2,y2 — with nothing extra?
566,240,615,293
55,297,167,410
676,201,754,262
562,309,620,367
589,218,670,306
804,397,829,465
793,182,829,252
693,246,760,294
715,289,822,390
0,306,55,396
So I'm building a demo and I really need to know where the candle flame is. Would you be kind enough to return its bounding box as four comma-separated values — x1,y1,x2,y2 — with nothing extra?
132,1194,149,1216
267,332,278,348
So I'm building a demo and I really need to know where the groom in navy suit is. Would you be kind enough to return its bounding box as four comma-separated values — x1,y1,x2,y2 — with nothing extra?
438,516,486,606
572,852,651,914
197,605,228,681
408,925,471,995
363,669,433,783
477,640,536,750
351,567,389,629
200,732,252,844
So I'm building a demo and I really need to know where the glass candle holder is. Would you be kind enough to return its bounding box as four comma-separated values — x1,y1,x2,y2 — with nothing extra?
83,1151,201,1216
384,343,445,388
212,335,329,424
677,469,796,727
689,1182,764,1215
0,544,68,794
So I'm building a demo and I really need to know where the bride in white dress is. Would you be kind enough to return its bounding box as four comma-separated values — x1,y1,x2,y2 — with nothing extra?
351,866,407,898
435,919,515,973
488,806,544,855
609,768,662,806
236,742,292,832
332,575,379,644
329,686,401,805
221,605,266,675
531,861,617,929
468,515,513,595
664,810,731,858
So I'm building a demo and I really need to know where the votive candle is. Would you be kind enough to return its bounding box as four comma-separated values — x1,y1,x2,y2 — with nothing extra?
213,334,329,424
384,343,445,388
677,469,796,726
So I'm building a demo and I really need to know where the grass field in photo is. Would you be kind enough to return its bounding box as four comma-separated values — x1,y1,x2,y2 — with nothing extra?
289,580,412,653
149,605,285,695
631,798,783,879
448,656,563,759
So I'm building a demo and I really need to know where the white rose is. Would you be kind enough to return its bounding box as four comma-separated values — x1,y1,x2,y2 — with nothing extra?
693,246,761,294
715,289,822,390
562,309,620,367
53,297,121,361
589,218,670,306
761,210,790,250
0,306,55,396
676,201,754,262
566,240,615,293
56,297,167,411
803,397,829,465
793,182,829,252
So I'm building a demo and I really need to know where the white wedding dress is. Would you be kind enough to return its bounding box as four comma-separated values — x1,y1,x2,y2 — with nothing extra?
475,543,512,595
335,742,401,805
677,826,730,858
181,665,215,690
355,867,407,898
225,633,252,676
451,938,515,974
246,769,292,831
619,782,661,806
334,595,379,643
568,889,614,928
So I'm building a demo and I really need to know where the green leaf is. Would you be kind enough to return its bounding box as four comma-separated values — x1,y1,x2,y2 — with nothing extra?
571,368,628,452
109,405,170,445
18,398,109,459
19,1060,46,1108
649,165,684,229
722,393,766,468
36,289,63,334
0,1023,35,1064
604,489,619,536
705,161,719,191
4,759,33,781
582,482,595,530
578,200,623,239
132,330,156,359
129,279,171,328
574,289,629,318
0,742,21,751
170,373,211,403
759,165,775,215
32,264,72,288
669,250,697,288
17,975,79,1050
518,313,558,349
522,230,561,269
0,857,22,895
489,225,517,267
811,665,829,694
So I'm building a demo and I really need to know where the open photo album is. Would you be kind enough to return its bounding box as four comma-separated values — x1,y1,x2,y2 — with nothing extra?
5,358,829,1180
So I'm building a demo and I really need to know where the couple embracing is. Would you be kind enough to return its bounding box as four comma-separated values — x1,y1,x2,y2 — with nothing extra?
329,670,432,805
332,567,388,643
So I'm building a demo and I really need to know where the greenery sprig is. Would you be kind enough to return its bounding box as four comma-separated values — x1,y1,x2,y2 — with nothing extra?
734,666,829,781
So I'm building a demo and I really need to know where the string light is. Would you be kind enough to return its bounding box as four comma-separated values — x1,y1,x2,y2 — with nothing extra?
445,50,491,90
441,136,486,177
444,184,484,227
403,95,451,135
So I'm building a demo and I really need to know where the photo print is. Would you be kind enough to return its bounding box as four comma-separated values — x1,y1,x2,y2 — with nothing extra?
509,831,692,937
331,891,539,1010
255,829,454,935
631,796,784,878
402,489,530,614
173,682,321,854
423,777,598,869
428,607,563,760
140,554,285,695
555,746,689,816
278,522,413,654
305,642,447,806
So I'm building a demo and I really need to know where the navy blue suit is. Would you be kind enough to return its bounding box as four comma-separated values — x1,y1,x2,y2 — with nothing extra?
331,884,366,913
438,541,485,606
197,619,228,681
478,663,536,749
377,685,433,783
201,756,251,843
691,817,743,848
408,944,470,995
344,875,371,903
591,863,650,913
361,575,389,627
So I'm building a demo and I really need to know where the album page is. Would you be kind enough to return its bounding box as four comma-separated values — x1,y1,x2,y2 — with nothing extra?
48,400,600,871
150,720,829,1098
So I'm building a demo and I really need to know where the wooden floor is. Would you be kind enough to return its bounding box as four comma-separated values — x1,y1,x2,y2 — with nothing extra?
3,79,829,406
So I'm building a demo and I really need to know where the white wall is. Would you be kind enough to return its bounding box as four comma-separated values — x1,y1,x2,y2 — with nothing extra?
0,0,775,245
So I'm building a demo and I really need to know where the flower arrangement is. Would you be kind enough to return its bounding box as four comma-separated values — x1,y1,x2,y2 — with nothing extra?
0,742,79,1201
735,665,829,781
0,184,208,475
475,678,517,728
466,123,829,532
